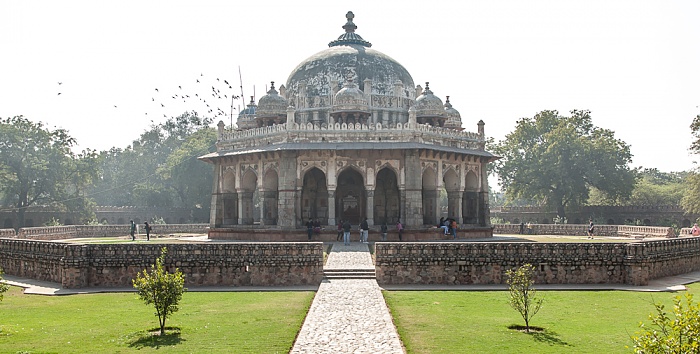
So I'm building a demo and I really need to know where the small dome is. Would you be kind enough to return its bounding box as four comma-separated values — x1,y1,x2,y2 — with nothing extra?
443,96,463,130
414,82,446,118
333,77,368,113
257,81,287,118
236,96,257,129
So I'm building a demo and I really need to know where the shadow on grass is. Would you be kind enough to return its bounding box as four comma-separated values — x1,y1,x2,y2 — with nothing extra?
129,326,185,349
507,324,571,347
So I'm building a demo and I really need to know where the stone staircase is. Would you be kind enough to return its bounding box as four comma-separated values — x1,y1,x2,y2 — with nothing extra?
324,268,376,280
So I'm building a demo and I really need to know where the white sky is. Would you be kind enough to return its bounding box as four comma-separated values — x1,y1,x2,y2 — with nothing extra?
2,0,699,177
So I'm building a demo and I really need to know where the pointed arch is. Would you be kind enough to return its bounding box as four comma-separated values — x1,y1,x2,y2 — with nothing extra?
239,169,258,225
262,169,279,225
301,167,328,224
336,168,365,225
422,166,438,225
374,167,400,225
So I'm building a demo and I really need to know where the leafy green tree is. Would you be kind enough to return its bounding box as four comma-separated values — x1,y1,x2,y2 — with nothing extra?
631,293,700,353
493,110,635,218
132,247,186,336
588,169,686,206
506,263,543,333
0,116,97,227
0,268,9,301
159,127,216,210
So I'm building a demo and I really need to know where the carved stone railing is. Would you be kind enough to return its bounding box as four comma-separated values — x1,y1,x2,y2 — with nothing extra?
217,122,484,151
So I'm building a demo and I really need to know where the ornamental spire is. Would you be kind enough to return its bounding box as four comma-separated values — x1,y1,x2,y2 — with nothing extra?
328,11,372,48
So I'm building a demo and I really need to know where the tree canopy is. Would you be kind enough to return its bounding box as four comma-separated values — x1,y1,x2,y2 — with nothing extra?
493,110,635,217
0,115,98,227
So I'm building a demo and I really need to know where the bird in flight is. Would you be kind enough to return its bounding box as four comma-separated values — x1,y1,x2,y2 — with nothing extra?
57,92,62,95
179,86,182,89
114,105,117,108
155,88,159,92
58,82,62,85
161,103,165,107
196,79,200,83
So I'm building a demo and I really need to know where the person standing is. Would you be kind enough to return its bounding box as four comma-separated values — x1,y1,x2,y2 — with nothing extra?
360,218,369,243
342,220,352,245
306,218,314,241
587,219,595,238
129,220,136,241
144,221,152,241
450,219,457,239
692,223,700,236
396,220,404,241
380,222,388,241
337,219,343,241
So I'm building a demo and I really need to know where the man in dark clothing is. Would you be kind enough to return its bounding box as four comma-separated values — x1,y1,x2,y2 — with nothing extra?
144,221,152,241
129,220,136,241
360,218,369,243
306,218,313,241
342,220,352,245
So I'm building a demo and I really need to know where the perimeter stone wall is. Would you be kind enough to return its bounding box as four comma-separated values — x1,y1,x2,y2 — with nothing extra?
493,224,674,238
375,237,700,286
0,239,323,288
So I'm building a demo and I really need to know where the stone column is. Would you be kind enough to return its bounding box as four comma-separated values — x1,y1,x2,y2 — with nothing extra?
258,188,266,226
277,151,299,228
479,158,491,226
209,164,223,227
327,189,336,226
403,149,423,227
366,189,375,226
237,189,254,225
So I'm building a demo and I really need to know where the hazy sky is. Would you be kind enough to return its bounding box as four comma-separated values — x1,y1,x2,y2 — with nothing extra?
2,0,699,177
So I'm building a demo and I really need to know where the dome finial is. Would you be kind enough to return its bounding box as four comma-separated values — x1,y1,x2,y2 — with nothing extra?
328,11,372,47
270,81,275,90
343,11,357,33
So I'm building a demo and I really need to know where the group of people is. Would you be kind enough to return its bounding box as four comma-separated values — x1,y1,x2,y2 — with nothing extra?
438,217,458,239
332,219,404,245
129,220,153,241
305,219,322,241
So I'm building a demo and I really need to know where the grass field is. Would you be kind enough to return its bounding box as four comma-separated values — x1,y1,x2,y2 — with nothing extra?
0,286,314,353
385,283,700,353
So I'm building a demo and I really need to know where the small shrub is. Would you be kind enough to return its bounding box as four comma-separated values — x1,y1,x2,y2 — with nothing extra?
630,293,700,353
132,247,186,335
0,268,9,301
506,263,544,333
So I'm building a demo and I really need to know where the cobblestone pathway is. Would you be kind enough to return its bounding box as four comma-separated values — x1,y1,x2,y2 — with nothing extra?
290,242,404,354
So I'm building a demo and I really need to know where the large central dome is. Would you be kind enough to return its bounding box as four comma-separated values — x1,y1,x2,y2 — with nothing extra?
285,11,415,99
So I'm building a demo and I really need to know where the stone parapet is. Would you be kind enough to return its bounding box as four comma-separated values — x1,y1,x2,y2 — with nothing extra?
0,239,323,288
493,224,675,238
18,226,78,240
375,238,700,286
0,229,17,237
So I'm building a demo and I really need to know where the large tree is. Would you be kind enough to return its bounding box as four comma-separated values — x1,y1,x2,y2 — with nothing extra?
494,110,635,217
682,115,700,214
89,111,214,213
0,116,97,227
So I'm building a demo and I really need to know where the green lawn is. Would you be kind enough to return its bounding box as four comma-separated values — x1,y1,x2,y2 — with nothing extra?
385,283,700,353
0,286,314,353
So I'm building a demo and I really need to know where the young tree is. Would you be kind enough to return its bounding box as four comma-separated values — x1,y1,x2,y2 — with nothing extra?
506,263,543,333
493,110,635,218
132,247,186,335
0,268,9,301
631,293,700,353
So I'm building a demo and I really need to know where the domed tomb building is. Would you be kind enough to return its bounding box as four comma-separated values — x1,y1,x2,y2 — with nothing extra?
200,11,497,237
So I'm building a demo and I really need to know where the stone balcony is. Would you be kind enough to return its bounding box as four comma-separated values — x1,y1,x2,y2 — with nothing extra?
215,122,485,153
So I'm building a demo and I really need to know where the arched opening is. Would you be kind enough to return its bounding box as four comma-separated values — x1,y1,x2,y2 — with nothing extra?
374,167,400,225
222,169,237,225
64,219,74,225
262,169,279,225
607,219,615,225
336,168,365,225
3,218,12,228
422,167,438,225
682,219,691,228
443,168,460,221
117,218,125,224
643,218,651,226
240,169,258,225
463,170,479,224
513,218,520,224
301,168,328,225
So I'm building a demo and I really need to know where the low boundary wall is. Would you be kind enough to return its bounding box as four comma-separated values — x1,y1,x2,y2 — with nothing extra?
0,239,323,288
375,237,700,286
493,224,675,238
8,224,209,240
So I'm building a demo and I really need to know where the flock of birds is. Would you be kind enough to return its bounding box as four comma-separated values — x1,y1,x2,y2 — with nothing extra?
56,73,243,121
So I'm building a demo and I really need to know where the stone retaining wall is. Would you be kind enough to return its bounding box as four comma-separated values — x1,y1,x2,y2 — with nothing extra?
12,224,209,240
375,237,700,286
0,239,323,288
493,224,674,238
